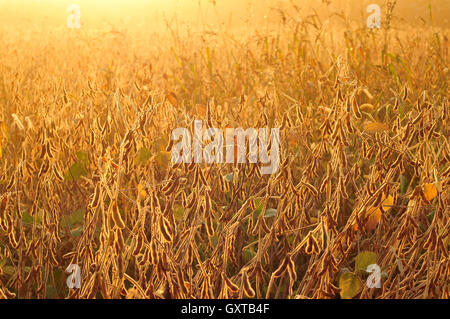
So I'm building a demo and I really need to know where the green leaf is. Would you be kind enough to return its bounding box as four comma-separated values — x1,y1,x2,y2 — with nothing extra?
355,251,377,273
400,174,408,194
264,208,277,218
22,212,34,224
242,246,256,264
69,209,85,225
253,200,264,215
76,151,89,167
136,147,151,165
339,272,361,299
340,267,351,274
156,150,170,168
46,285,58,298
64,162,88,181
53,268,63,288
71,227,83,237
173,204,185,221
3,265,16,276
427,211,435,223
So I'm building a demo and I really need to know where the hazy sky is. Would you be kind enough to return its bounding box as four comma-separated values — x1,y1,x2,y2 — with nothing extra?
0,0,448,28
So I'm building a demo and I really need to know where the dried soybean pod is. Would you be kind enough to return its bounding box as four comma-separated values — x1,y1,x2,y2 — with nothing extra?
38,160,49,178
272,256,289,278
163,178,179,196
339,178,348,199
115,228,124,251
206,101,213,128
352,97,362,119
52,165,64,182
222,273,239,294
139,248,149,266
181,191,187,207
150,239,158,264
193,166,200,188
247,215,254,236
111,201,125,229
205,215,214,237
205,191,212,214
242,270,255,298
394,98,399,111
187,242,194,265
200,278,211,299
159,216,173,243
132,231,144,256
165,138,174,152
303,182,318,197
345,113,354,133
187,192,197,209
402,86,408,101
199,167,207,186
9,231,19,249
91,184,101,208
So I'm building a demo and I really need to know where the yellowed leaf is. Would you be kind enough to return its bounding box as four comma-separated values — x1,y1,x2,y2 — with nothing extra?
0,121,6,160
362,89,374,100
157,151,171,168
286,130,299,147
360,103,374,111
355,194,394,231
423,183,438,201
381,194,394,211
137,183,147,199
0,122,8,140
195,104,207,117
364,207,382,231
362,121,389,134
166,92,178,107
339,272,361,299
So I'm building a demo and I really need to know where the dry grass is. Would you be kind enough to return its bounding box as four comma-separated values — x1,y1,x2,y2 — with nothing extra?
0,0,448,299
